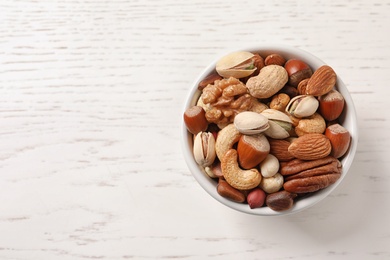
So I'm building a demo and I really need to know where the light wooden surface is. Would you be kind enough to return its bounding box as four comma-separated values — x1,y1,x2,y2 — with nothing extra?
1,0,389,259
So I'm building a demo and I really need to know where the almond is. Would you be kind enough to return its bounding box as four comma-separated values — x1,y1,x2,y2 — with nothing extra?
305,65,336,96
268,138,294,161
288,133,331,160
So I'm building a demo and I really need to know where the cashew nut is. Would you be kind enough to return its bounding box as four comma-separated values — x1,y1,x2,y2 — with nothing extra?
259,172,284,193
221,149,262,190
215,123,242,161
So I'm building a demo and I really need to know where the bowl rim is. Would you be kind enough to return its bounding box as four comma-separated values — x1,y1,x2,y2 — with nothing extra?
182,44,359,216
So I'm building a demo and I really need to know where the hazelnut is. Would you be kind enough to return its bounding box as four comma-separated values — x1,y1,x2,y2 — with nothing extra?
265,54,286,66
325,124,351,158
237,134,270,169
318,89,345,121
284,59,313,87
183,106,208,134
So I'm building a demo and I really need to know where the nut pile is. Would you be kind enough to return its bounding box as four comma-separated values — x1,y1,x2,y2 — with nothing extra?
184,51,351,212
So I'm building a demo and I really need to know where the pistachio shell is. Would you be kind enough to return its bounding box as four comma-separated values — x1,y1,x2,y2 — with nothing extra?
193,132,216,167
260,109,292,139
261,109,292,124
216,51,257,78
286,95,319,118
263,121,290,139
234,111,269,135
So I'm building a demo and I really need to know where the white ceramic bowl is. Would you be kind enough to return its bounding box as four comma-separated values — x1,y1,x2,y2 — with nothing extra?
182,45,358,216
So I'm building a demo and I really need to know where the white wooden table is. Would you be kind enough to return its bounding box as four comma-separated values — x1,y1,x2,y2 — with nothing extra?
1,0,389,259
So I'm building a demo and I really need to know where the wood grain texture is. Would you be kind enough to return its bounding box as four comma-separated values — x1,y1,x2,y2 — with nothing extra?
1,0,390,259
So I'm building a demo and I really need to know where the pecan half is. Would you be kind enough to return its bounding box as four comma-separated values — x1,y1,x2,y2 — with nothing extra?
284,174,341,193
282,156,342,194
284,160,341,181
280,156,338,176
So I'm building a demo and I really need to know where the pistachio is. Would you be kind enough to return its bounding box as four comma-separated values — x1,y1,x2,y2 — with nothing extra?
193,132,216,167
216,51,257,78
234,111,269,135
286,95,319,118
261,109,292,139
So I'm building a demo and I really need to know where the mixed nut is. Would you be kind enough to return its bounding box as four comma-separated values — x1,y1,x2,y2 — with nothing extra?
184,50,351,211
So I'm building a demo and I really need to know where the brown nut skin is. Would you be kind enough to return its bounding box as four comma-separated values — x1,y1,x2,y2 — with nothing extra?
280,156,339,176
184,106,208,135
284,158,341,181
247,188,266,209
266,190,297,211
297,78,309,95
279,85,299,98
325,124,351,158
205,160,223,178
318,89,345,121
217,179,246,203
265,54,286,66
252,53,265,76
268,138,295,162
288,133,331,160
305,65,336,96
198,72,223,90
283,173,341,193
284,59,313,87
281,155,342,194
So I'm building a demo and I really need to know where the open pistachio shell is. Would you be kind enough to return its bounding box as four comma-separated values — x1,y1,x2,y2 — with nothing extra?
261,109,292,139
286,95,319,118
193,132,216,167
263,121,290,139
261,109,292,124
234,111,269,135
216,51,257,78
